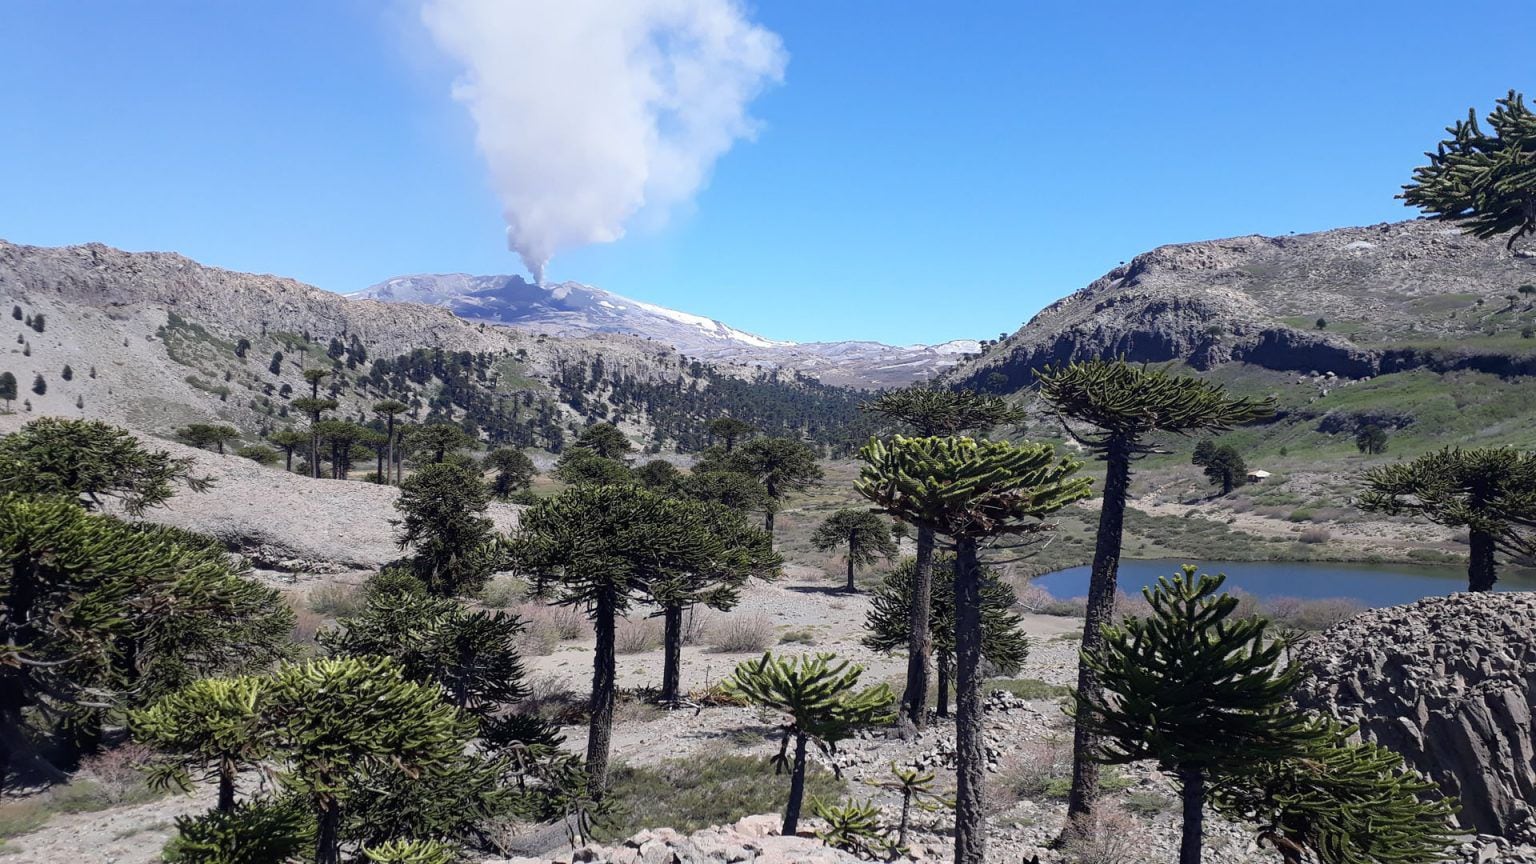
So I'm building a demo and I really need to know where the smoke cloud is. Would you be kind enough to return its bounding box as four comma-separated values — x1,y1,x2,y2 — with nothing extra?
420,0,787,284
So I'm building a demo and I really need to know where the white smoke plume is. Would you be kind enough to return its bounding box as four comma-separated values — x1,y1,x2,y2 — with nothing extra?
420,0,787,284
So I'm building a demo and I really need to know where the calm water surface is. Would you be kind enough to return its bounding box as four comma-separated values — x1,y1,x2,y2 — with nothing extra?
1034,559,1536,607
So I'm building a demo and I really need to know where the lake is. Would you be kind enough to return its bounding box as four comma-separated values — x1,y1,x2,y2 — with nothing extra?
1032,559,1536,608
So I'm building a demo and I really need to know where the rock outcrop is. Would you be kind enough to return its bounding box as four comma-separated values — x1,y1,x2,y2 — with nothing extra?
948,219,1536,390
1292,592,1536,840
492,816,868,864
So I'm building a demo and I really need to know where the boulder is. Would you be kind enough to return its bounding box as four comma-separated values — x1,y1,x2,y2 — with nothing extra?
1292,592,1536,840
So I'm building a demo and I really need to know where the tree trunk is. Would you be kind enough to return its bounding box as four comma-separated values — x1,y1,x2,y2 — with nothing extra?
1468,527,1498,592
897,791,911,846
375,449,384,484
586,593,617,799
1064,441,1131,841
215,440,224,455
845,540,856,592
953,536,986,864
316,800,341,864
764,509,775,536
936,653,951,718
1178,764,1205,864
661,604,683,703
284,448,293,472
901,526,936,728
386,416,396,485
782,733,809,836
217,765,235,812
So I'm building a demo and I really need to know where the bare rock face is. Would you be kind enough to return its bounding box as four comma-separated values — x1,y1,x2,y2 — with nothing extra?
1292,592,1536,840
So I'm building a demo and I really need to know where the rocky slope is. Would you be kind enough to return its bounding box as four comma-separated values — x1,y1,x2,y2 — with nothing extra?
356,273,979,388
949,219,1536,390
1293,592,1536,840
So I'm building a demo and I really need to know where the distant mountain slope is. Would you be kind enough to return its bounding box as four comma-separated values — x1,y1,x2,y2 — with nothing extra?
353,274,978,388
947,219,1536,391
0,240,883,454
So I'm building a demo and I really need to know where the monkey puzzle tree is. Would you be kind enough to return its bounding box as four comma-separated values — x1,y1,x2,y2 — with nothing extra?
133,676,269,812
291,396,338,479
811,508,898,592
262,657,477,864
1356,424,1389,455
505,485,730,797
856,435,1090,864
405,422,470,466
863,554,1029,717
1402,90,1536,249
394,462,496,596
1201,444,1247,495
573,421,633,461
485,446,536,499
268,427,308,473
707,416,757,453
554,448,633,486
715,436,824,535
373,400,409,484
649,500,780,703
633,458,686,495
0,371,15,410
1036,358,1272,835
723,652,894,836
1359,447,1536,592
319,588,531,723
1210,721,1457,864
0,496,292,793
1075,567,1311,864
0,417,210,513
684,470,773,514
861,387,1024,727
178,423,240,455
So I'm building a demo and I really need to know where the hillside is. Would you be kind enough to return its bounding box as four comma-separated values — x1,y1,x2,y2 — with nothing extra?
0,240,883,454
950,219,1536,391
356,273,979,388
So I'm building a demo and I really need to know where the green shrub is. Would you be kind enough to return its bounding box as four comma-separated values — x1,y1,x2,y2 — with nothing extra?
989,678,1070,701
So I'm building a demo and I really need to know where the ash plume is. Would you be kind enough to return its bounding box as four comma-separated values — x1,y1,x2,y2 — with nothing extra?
420,0,787,284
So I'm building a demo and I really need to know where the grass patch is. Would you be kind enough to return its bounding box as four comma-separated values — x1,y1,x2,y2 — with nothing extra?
778,627,817,645
0,801,47,839
1123,790,1172,817
597,753,845,840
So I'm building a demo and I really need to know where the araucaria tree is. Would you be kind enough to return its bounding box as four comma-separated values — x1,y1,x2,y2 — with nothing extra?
1200,444,1247,495
1402,90,1536,248
505,485,733,796
0,372,14,410
395,463,496,596
0,495,292,792
0,418,210,513
863,554,1029,717
1356,423,1389,455
1036,358,1272,835
573,421,634,460
1359,447,1536,591
811,508,898,592
133,676,269,812
1074,567,1311,864
373,400,409,484
262,657,477,864
707,416,757,452
723,652,894,835
862,387,1023,727
857,435,1090,864
1209,720,1457,864
716,436,824,535
649,500,780,703
485,447,536,499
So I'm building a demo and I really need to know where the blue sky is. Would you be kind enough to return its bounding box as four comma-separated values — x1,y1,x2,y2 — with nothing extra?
2,2,1532,345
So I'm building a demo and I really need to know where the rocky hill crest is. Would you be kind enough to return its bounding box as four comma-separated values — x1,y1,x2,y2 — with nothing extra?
949,219,1536,390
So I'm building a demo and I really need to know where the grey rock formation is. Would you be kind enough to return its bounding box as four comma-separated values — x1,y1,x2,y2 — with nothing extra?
948,219,1536,390
1292,592,1536,840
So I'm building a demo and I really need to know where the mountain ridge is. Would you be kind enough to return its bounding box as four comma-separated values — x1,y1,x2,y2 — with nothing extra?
352,273,980,388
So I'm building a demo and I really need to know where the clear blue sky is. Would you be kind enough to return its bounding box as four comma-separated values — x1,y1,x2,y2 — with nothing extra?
2,2,1532,345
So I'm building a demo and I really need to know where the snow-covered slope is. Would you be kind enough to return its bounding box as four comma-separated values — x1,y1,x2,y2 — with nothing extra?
353,274,975,388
